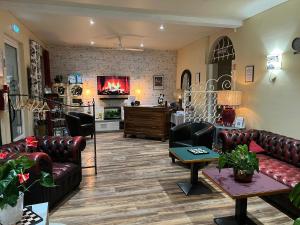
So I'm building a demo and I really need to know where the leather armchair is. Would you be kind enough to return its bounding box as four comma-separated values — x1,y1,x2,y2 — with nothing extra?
65,112,95,138
169,122,215,162
0,136,86,209
170,121,215,147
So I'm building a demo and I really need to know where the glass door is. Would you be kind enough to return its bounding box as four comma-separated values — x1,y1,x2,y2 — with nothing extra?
4,40,24,141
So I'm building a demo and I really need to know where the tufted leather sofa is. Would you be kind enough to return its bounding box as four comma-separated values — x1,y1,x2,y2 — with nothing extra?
0,136,86,209
219,129,300,218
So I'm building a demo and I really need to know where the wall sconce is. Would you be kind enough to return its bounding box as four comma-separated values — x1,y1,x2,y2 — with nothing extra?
267,52,282,82
267,53,282,70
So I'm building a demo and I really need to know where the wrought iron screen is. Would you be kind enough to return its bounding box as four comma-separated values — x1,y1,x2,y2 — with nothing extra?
183,74,232,123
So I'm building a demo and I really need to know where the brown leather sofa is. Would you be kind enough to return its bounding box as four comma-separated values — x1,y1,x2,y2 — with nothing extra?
219,129,300,219
0,136,86,209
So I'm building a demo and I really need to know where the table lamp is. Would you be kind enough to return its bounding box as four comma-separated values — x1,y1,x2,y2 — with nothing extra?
217,90,242,126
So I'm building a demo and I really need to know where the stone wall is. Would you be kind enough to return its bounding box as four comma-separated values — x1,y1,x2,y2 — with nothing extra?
49,45,177,115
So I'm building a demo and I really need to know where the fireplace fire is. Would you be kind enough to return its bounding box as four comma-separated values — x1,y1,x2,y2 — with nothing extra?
97,76,130,96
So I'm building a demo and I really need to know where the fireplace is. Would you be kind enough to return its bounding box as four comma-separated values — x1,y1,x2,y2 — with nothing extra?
104,107,121,120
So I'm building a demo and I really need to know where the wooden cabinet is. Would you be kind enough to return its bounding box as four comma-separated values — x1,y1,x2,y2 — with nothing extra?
124,106,171,141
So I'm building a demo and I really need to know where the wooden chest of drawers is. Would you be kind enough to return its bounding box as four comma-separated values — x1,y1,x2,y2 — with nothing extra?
124,106,171,141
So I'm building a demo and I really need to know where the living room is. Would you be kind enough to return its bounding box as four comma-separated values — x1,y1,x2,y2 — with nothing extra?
0,0,300,224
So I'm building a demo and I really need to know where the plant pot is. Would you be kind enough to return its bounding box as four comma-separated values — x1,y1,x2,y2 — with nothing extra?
0,193,24,225
233,169,254,183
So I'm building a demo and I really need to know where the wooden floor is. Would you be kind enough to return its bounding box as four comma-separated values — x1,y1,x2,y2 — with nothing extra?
49,132,293,225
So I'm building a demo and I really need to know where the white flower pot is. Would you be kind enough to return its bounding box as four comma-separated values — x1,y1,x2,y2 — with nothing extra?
0,193,24,225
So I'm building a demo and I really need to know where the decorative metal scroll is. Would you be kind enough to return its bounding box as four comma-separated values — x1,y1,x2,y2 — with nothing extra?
183,74,232,123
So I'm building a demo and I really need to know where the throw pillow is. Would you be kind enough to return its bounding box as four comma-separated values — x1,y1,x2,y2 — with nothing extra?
249,140,265,153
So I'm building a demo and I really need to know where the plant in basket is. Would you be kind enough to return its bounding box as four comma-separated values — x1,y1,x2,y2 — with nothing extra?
218,144,259,183
0,136,55,225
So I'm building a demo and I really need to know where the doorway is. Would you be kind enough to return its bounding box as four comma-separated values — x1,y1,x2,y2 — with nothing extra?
4,38,24,141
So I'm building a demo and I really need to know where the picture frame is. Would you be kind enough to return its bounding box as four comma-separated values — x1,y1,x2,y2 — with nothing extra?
234,116,245,128
153,75,164,90
245,65,254,82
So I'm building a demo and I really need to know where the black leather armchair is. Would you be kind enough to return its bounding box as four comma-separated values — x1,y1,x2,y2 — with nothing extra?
169,121,215,162
65,112,95,138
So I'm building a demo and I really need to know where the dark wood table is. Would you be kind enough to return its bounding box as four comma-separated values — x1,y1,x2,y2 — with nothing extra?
169,147,219,195
203,168,291,225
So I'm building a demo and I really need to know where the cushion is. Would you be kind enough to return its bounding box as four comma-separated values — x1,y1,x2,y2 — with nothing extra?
249,140,265,153
258,154,300,187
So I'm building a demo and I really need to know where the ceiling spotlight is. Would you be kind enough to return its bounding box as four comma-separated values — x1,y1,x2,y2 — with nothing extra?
89,19,95,25
159,24,165,31
90,41,95,45
140,43,144,48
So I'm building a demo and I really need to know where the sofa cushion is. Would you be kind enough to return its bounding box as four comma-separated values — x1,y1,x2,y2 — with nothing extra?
258,154,300,187
249,140,265,153
52,162,79,180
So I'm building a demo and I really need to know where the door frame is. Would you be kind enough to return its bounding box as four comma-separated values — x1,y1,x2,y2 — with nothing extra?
4,36,25,141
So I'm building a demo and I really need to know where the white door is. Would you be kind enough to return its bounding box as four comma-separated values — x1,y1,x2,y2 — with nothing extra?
4,38,25,141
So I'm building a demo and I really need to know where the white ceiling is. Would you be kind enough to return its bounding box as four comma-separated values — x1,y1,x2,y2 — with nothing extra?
0,0,288,50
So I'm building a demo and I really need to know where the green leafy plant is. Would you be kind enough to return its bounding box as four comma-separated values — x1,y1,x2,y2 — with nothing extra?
218,144,259,173
0,151,55,209
289,183,300,225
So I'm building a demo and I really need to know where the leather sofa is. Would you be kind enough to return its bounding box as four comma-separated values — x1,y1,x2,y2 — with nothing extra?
65,112,95,138
169,122,215,162
219,129,300,219
0,136,86,209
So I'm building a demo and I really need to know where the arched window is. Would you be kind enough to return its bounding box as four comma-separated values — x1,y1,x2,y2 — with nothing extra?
211,36,235,64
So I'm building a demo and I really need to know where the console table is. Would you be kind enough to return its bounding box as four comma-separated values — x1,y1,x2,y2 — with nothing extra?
124,106,171,141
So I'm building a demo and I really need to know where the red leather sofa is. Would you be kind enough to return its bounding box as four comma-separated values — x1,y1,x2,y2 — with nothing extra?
219,129,300,219
0,136,86,209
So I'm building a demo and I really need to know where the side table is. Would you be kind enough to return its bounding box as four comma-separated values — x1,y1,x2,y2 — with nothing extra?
169,146,219,195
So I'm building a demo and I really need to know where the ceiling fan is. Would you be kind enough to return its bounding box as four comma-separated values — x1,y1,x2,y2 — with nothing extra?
102,36,144,52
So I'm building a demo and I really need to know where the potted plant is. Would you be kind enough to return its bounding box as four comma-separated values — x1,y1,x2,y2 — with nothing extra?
0,137,55,225
289,183,300,225
218,144,259,183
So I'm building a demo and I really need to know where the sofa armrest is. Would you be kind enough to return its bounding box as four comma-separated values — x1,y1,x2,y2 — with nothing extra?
4,152,52,178
169,122,191,147
192,125,215,146
78,113,94,124
37,136,86,164
218,129,259,152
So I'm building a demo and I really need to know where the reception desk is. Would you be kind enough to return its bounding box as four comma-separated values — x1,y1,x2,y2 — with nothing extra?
124,106,171,141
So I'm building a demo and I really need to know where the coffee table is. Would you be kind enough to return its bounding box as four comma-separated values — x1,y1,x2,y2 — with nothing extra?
169,146,219,195
203,168,291,225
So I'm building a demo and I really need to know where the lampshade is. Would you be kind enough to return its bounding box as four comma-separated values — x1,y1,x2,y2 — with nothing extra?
217,90,242,106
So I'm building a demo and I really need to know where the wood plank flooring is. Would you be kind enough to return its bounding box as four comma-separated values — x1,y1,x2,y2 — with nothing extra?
49,132,293,225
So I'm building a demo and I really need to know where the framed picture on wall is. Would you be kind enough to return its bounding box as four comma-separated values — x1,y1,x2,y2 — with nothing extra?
245,65,254,82
153,75,164,90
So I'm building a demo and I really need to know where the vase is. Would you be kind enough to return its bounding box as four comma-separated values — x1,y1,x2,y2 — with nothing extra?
0,193,24,225
233,168,254,183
